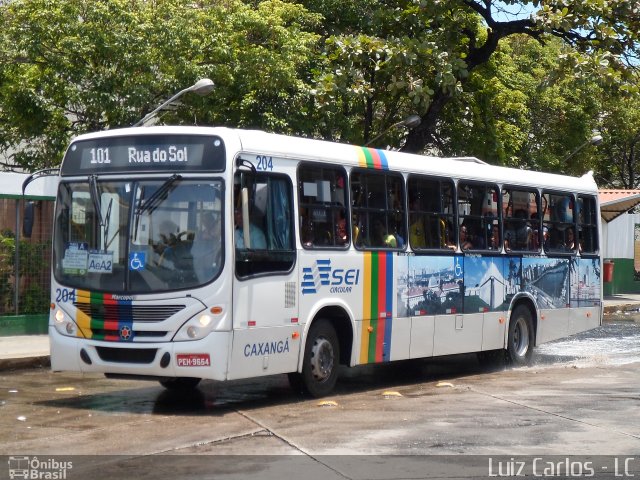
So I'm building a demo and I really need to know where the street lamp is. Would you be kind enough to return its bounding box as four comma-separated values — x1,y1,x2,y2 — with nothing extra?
365,114,422,147
562,131,603,162
133,78,215,127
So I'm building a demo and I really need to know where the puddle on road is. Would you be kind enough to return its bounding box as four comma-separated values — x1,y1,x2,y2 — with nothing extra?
534,322,640,367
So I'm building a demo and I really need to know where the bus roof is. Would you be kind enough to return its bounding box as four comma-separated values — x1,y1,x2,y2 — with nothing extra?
69,126,598,195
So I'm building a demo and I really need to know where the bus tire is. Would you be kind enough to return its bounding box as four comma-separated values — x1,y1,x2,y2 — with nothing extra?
506,306,535,366
159,377,201,391
299,319,340,398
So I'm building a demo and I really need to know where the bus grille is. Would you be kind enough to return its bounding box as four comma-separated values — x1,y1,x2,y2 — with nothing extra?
74,303,185,323
90,329,168,339
96,347,158,364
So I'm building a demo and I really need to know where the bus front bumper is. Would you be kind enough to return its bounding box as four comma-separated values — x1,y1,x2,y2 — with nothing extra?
49,327,231,381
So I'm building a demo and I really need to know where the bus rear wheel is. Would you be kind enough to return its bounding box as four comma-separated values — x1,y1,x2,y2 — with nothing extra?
159,377,201,391
295,319,340,398
507,306,535,366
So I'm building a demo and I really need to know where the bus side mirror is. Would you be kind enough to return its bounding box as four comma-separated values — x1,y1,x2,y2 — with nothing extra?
23,201,35,238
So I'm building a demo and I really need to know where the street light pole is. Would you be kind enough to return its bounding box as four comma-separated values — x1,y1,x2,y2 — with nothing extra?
563,131,603,162
365,115,421,147
133,78,215,127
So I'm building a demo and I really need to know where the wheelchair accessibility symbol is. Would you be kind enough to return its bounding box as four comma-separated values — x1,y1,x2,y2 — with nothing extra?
454,256,463,278
129,252,145,271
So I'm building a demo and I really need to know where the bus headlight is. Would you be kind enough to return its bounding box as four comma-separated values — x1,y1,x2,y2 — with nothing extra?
53,308,77,337
174,311,223,341
198,314,212,328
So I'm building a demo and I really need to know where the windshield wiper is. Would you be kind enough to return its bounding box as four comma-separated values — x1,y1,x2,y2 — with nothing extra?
89,175,105,226
136,174,182,216
102,198,113,252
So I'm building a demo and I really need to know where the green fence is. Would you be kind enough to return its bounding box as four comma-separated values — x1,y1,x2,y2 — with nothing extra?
603,258,640,296
0,197,54,336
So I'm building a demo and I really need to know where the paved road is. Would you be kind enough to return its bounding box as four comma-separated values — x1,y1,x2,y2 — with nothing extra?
0,322,639,479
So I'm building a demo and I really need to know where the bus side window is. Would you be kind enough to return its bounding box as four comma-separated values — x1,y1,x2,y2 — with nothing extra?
457,182,499,251
234,170,295,278
577,195,598,254
297,163,348,249
350,170,405,250
502,188,540,252
407,175,455,251
542,191,575,253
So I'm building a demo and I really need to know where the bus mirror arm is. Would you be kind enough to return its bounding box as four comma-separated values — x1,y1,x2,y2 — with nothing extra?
235,158,256,173
21,168,60,196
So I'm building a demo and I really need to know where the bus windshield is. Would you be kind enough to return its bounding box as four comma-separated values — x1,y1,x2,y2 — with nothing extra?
53,178,223,294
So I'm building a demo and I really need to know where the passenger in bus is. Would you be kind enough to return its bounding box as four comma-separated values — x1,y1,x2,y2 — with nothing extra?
504,210,533,251
352,213,362,247
470,221,486,249
390,218,405,248
234,208,266,249
443,220,456,250
192,212,221,281
155,219,179,266
158,220,179,248
489,223,501,250
459,225,474,250
565,227,581,252
335,210,348,245
371,217,397,248
301,215,314,248
547,226,566,251
409,197,426,248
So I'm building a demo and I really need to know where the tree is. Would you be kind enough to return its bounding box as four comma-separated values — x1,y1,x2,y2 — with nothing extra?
594,90,640,188
304,0,639,154
0,0,319,171
439,34,605,174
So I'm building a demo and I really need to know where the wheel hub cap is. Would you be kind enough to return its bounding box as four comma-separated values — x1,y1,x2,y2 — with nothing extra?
310,337,334,382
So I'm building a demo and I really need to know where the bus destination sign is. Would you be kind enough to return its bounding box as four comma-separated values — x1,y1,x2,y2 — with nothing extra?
61,134,226,175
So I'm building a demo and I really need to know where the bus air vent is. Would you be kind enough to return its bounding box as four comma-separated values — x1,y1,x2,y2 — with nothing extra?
96,347,158,364
74,303,185,322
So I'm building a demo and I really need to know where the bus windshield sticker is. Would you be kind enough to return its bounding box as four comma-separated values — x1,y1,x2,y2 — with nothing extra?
87,251,114,274
62,242,89,275
129,252,146,271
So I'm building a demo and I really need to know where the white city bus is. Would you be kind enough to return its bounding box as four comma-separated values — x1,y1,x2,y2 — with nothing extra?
45,126,602,396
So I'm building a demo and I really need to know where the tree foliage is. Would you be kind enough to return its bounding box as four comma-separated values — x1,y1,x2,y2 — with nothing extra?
0,0,319,170
440,35,604,173
0,0,639,187
595,94,640,189
302,0,639,157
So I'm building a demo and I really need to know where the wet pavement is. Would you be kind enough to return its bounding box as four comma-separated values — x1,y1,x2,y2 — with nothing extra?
0,322,638,478
0,313,639,479
535,321,640,367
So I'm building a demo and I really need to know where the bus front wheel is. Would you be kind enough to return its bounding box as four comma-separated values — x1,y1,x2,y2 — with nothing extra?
159,377,201,391
296,319,340,398
506,306,535,366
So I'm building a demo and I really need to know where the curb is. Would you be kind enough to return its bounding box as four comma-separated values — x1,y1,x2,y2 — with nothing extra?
603,303,640,314
0,355,50,372
603,302,640,323
603,314,640,323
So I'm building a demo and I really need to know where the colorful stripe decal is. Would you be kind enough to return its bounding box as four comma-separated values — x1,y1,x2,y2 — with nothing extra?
360,251,393,363
357,147,389,170
75,290,134,341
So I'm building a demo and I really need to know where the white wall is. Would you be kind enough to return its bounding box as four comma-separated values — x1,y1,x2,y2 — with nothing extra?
0,172,57,199
602,213,640,259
